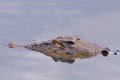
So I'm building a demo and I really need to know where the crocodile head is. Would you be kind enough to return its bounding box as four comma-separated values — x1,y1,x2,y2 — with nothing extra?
24,36,80,63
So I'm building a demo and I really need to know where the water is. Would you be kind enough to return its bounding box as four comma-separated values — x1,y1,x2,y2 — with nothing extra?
0,0,120,80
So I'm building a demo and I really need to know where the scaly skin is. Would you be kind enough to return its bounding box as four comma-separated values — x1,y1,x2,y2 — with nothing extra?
24,36,102,63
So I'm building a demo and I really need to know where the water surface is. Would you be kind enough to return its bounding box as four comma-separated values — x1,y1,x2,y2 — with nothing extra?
0,0,120,80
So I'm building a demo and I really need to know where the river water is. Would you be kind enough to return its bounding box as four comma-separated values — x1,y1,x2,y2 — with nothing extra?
0,0,120,80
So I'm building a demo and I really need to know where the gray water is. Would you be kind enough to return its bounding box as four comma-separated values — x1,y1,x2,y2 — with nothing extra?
0,0,120,80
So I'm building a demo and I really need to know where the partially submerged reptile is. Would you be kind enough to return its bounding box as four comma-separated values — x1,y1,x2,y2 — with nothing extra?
7,36,119,64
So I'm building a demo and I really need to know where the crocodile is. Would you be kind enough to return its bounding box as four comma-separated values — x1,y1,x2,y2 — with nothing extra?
22,36,116,64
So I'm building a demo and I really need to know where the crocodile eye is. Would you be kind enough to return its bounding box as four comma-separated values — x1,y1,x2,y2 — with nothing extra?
60,40,75,45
